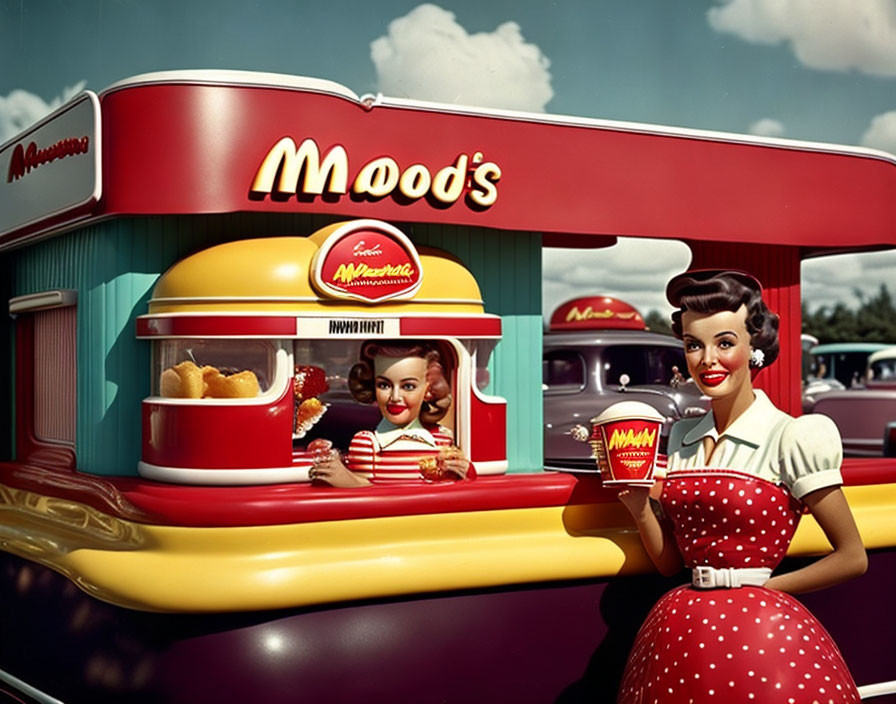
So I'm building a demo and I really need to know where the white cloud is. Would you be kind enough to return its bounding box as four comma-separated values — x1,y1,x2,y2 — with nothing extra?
802,249,896,311
543,238,895,325
748,117,785,137
371,3,553,112
0,81,86,143
860,110,896,155
707,0,896,77
543,238,692,324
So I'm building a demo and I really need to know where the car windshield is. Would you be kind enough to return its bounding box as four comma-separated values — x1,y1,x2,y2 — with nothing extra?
543,350,586,391
812,351,879,387
601,345,687,387
870,357,896,382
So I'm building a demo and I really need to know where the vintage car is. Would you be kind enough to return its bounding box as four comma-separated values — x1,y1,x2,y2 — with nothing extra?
543,296,708,470
807,342,891,388
801,341,887,413
868,346,896,386
809,346,896,457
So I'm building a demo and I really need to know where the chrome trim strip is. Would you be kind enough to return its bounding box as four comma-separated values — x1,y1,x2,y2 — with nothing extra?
9,289,78,314
858,680,896,700
0,668,65,704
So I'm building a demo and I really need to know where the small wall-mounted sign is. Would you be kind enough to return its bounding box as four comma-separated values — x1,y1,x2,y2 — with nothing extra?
0,92,101,240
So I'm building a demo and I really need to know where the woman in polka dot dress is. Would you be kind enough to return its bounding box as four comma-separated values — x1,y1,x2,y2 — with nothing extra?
617,270,868,704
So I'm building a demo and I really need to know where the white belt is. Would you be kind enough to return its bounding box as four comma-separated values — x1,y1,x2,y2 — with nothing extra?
692,566,771,589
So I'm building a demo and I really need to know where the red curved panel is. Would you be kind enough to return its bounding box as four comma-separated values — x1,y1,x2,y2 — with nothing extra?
94,83,896,250
1,457,892,529
142,386,294,470
137,316,298,337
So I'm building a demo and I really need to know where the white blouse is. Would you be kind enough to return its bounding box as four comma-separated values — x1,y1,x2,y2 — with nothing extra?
665,390,843,500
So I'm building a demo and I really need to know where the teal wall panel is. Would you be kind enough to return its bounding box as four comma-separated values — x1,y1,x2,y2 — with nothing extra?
11,215,542,476
410,223,543,473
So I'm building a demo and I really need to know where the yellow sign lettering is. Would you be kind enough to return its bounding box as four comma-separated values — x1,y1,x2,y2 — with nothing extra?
607,427,657,451
332,262,415,284
251,137,348,195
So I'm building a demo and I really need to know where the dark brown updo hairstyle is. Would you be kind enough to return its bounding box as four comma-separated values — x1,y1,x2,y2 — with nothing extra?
348,340,452,424
666,269,780,367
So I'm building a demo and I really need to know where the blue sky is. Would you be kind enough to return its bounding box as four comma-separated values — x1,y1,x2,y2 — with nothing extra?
3,0,896,321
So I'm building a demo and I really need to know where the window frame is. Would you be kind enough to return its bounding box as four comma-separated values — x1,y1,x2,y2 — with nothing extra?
542,349,588,394
10,290,78,471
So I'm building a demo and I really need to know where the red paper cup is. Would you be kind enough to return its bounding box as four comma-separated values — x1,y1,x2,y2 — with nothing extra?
589,402,664,485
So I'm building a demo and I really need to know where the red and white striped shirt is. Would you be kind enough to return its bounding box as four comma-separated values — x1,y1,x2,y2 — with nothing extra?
346,423,454,483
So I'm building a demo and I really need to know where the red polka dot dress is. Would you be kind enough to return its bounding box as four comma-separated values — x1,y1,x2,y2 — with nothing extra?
618,393,860,704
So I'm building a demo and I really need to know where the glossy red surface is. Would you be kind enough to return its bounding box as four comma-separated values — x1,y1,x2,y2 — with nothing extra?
136,315,501,338
0,462,605,527
141,384,294,469
468,387,506,463
137,316,298,337
399,316,500,336
87,83,896,249
0,458,891,529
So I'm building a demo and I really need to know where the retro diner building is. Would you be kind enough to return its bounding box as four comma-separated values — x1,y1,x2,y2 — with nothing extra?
1,71,896,702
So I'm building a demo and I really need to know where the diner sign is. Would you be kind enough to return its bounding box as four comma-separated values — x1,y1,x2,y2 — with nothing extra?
311,219,424,303
0,92,101,238
250,137,501,209
549,296,647,331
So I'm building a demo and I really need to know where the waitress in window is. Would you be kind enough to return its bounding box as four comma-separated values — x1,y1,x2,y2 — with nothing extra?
310,341,473,486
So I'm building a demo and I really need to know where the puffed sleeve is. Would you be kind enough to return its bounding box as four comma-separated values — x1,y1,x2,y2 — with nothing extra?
780,414,844,499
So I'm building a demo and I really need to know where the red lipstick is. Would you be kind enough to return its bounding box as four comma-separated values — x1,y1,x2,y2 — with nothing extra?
699,371,729,387
386,403,407,415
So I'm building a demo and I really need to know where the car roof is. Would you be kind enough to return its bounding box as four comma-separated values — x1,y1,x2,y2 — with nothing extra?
543,330,681,348
868,346,896,363
810,342,892,354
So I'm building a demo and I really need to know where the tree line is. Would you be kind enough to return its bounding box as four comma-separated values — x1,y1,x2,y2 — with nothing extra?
644,283,896,344
802,284,896,344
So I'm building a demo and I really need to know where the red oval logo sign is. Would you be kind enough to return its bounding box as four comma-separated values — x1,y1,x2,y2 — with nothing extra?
549,296,646,331
311,220,423,303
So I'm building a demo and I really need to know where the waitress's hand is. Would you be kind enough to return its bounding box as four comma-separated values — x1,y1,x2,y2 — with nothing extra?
440,456,471,480
439,446,472,480
617,485,652,519
421,447,471,481
310,451,371,487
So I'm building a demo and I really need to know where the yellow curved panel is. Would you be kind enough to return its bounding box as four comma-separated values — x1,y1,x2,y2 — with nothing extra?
790,483,896,554
0,482,891,613
147,226,484,315
151,237,320,303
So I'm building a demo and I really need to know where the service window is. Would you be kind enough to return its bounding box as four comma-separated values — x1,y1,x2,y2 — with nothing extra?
152,339,277,399
293,339,460,452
